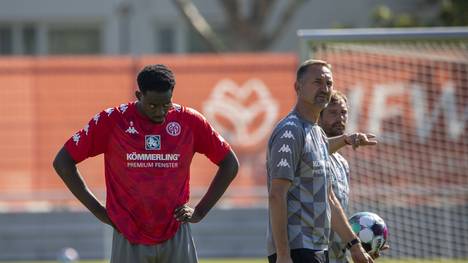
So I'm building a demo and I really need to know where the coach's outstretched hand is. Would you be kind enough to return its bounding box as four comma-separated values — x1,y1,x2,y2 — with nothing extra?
350,243,374,263
174,204,203,223
345,133,377,150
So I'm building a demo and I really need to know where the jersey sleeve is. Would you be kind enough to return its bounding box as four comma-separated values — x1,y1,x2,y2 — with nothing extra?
267,122,304,182
64,109,114,163
190,109,231,165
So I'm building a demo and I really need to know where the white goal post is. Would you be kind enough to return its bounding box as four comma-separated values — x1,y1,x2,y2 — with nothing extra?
297,27,468,260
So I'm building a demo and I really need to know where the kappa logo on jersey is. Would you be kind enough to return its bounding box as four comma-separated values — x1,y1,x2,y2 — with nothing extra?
72,133,81,145
83,124,90,135
126,121,139,134
166,122,181,136
284,121,298,127
278,144,291,153
277,158,291,168
280,130,295,140
119,103,129,113
145,135,161,150
173,104,181,112
93,113,100,124
105,108,114,116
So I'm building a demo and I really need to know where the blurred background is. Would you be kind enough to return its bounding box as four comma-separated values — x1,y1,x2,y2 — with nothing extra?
0,0,467,262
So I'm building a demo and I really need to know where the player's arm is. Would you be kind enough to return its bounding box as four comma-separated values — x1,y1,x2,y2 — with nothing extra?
329,185,373,263
328,133,377,154
175,149,239,223
53,147,114,227
269,178,293,262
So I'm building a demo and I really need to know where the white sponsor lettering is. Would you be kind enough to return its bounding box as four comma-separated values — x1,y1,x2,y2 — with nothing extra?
126,162,179,168
278,144,291,153
277,158,290,168
126,152,180,161
280,130,295,140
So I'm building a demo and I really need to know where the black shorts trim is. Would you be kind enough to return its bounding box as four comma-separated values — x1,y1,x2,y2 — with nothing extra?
268,248,328,263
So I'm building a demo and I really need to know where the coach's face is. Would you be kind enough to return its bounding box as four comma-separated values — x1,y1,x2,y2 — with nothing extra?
136,89,173,124
320,99,348,137
295,64,333,110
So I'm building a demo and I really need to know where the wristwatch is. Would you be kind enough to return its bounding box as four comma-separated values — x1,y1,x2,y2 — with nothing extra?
346,238,361,250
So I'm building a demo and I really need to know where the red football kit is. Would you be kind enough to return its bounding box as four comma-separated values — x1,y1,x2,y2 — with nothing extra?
64,102,230,244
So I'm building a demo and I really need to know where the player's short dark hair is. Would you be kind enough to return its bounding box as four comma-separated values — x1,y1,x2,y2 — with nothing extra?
296,59,332,82
137,64,175,93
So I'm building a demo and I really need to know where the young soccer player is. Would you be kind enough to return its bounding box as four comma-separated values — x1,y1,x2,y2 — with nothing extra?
53,64,239,262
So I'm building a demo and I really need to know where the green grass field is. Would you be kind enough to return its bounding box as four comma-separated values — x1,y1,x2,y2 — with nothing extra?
1,259,468,263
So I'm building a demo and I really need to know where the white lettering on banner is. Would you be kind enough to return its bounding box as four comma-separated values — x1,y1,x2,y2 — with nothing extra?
411,82,466,142
368,83,405,143
346,85,364,133
347,81,466,144
126,152,180,161
202,78,278,147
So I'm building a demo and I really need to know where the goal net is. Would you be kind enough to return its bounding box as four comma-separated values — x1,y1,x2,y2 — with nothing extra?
298,27,468,260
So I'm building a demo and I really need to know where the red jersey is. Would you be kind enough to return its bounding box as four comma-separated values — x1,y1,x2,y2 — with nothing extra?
64,102,230,244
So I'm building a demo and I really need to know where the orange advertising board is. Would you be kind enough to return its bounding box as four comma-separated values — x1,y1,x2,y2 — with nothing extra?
0,54,298,209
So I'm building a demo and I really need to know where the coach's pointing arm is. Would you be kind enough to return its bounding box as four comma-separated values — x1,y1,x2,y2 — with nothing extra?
53,147,115,227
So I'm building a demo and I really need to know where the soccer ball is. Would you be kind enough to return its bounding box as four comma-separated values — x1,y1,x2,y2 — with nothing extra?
57,247,79,263
348,212,388,254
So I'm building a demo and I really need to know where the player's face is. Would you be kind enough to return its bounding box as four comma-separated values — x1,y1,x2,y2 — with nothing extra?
136,89,173,124
319,99,348,137
296,65,333,109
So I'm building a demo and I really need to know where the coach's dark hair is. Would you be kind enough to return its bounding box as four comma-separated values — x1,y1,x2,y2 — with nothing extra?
137,64,175,93
296,59,332,82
